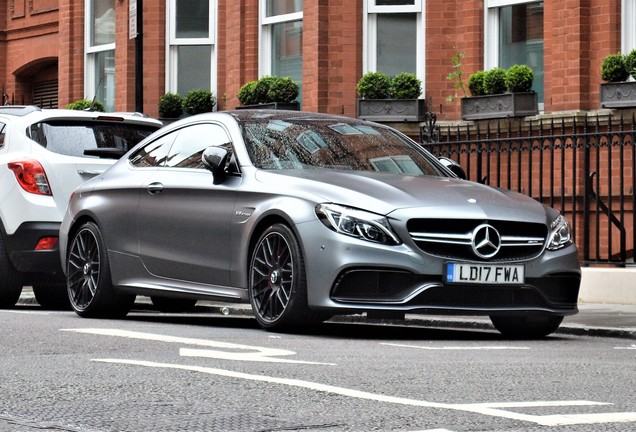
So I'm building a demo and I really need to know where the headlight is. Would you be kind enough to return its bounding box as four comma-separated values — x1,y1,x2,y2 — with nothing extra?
316,203,401,245
547,214,572,250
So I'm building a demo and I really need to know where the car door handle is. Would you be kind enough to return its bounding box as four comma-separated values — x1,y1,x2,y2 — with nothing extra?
147,182,164,194
77,169,105,176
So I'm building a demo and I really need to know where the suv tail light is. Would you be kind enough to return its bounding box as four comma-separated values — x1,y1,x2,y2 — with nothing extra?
7,158,52,195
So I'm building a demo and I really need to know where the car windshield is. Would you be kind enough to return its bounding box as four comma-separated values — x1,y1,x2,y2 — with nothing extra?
28,120,159,158
240,116,445,176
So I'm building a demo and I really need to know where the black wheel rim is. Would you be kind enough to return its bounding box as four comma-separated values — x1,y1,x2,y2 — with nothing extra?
250,232,293,323
67,228,100,310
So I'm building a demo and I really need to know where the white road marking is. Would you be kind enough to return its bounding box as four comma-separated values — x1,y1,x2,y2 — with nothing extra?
65,328,636,427
1,310,56,315
61,328,335,365
93,358,636,427
418,430,455,432
381,342,529,350
413,430,455,432
614,344,636,350
179,347,336,364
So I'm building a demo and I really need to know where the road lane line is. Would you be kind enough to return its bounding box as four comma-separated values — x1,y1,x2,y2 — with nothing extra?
614,344,636,350
93,358,451,409
62,328,335,365
92,358,636,427
381,343,529,350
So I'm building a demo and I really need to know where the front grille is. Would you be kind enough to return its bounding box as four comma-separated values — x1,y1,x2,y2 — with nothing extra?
407,219,548,262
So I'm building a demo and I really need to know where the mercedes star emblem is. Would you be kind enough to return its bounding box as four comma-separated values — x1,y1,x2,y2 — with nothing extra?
471,224,501,259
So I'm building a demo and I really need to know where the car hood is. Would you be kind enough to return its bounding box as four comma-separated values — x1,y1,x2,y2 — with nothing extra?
255,169,549,223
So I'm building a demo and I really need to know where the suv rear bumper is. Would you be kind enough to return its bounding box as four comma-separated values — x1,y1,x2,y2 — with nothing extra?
4,222,63,278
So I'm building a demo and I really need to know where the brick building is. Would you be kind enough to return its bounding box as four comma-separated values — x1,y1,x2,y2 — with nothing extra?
0,0,636,262
0,0,631,120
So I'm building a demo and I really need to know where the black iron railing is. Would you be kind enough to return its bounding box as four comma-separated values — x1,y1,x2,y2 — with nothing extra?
420,114,635,266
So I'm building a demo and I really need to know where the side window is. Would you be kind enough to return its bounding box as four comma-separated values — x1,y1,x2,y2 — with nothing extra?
129,132,177,167
0,123,6,149
165,123,232,169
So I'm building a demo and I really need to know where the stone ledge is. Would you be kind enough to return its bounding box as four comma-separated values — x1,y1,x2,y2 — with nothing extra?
579,267,636,305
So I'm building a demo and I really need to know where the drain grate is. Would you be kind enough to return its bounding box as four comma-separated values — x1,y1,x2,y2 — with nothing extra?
1,405,343,431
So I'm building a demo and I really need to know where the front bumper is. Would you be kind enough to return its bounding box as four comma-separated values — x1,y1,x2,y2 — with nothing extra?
296,219,581,316
332,270,580,315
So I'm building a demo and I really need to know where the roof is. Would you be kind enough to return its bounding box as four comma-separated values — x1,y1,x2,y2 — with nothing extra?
0,106,162,127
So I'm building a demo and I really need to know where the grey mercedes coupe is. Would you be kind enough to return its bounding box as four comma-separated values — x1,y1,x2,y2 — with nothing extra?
59,110,581,338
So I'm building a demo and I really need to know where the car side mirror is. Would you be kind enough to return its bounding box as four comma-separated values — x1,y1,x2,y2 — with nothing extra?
438,156,467,180
202,146,229,184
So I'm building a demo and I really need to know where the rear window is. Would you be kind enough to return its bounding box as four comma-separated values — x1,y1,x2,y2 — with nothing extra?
27,120,159,158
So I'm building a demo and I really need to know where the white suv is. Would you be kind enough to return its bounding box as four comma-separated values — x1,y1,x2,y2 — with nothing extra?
0,106,162,308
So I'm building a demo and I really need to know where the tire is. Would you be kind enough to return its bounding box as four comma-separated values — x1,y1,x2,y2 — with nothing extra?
66,222,134,318
150,296,197,313
249,224,322,330
0,232,23,308
490,314,564,339
33,284,72,310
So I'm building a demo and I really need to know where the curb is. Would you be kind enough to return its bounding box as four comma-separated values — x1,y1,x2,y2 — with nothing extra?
186,303,636,340
329,313,636,340
17,297,636,340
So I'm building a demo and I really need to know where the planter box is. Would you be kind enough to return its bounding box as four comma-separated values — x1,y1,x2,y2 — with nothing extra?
461,92,538,121
235,102,300,111
600,82,636,108
357,99,426,122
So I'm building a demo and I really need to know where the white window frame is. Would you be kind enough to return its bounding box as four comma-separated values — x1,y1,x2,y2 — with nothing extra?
485,0,543,109
368,0,421,13
622,0,636,53
259,2,303,77
165,0,217,94
362,0,425,94
84,0,115,107
484,0,539,70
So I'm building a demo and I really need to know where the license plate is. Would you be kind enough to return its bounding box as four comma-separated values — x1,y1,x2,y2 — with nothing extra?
446,262,525,285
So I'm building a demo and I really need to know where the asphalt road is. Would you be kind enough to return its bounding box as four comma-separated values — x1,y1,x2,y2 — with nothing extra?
1,304,635,432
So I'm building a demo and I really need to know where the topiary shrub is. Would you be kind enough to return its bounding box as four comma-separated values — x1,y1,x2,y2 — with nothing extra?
183,89,216,115
389,72,422,99
483,67,507,95
66,99,105,112
267,76,300,103
237,76,300,105
158,93,183,118
356,72,391,99
625,49,636,81
467,70,488,96
252,76,278,104
601,53,629,83
505,64,534,93
237,81,259,105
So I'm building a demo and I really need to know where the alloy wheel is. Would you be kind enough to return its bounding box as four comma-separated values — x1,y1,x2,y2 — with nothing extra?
250,230,294,324
67,226,101,311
